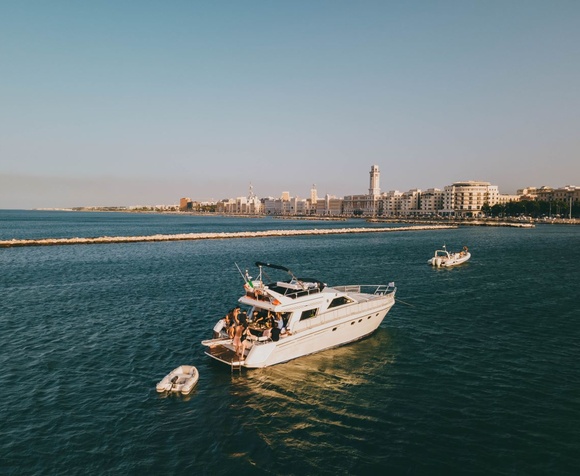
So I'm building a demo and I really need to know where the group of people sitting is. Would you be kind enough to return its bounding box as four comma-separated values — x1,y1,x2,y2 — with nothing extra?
251,310,288,340
212,306,289,358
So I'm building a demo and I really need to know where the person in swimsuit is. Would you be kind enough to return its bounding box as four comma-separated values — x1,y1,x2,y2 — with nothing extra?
233,312,247,358
225,310,236,338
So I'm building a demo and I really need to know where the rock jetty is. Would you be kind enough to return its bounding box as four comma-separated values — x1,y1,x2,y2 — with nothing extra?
0,225,455,248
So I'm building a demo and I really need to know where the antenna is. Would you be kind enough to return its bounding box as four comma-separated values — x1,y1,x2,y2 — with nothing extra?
234,263,248,284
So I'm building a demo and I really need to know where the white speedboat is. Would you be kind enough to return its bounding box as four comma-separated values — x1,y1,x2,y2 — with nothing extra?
202,262,396,369
428,245,471,267
156,365,199,394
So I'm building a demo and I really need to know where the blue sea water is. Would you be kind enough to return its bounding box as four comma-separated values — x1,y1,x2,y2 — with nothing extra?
1,210,579,475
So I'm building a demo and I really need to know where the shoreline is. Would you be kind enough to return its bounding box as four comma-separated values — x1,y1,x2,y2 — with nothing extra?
27,208,579,225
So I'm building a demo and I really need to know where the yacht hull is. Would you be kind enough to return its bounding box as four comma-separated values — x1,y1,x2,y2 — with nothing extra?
204,294,395,369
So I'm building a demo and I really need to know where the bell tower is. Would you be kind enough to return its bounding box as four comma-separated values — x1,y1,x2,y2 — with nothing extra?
369,165,380,197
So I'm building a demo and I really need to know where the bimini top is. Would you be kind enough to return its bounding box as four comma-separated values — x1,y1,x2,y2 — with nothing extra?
253,261,326,298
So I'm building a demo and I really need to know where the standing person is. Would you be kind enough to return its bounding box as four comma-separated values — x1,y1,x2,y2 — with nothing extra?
240,316,252,357
212,314,227,339
232,307,241,325
225,309,236,338
233,312,247,359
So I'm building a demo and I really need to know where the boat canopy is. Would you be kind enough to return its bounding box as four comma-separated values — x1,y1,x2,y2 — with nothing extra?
255,261,291,272
255,261,325,290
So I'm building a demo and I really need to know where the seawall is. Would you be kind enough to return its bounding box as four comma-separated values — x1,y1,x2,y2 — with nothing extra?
0,225,456,248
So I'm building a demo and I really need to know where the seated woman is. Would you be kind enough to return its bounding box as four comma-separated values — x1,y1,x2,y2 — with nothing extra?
261,314,275,339
275,312,286,334
252,310,268,327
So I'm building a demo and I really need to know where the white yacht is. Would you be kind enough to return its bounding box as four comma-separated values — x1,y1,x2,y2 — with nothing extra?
202,262,396,369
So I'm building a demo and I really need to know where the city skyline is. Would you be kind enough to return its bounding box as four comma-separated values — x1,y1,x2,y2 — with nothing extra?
2,1,579,209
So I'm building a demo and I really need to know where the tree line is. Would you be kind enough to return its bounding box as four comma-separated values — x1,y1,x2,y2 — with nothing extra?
481,199,579,218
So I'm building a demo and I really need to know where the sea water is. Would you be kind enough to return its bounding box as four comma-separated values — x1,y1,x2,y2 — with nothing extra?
0,211,579,475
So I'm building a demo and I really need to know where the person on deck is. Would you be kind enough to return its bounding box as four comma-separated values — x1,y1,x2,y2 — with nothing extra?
225,310,236,338
275,313,286,334
212,315,227,339
262,314,275,339
233,312,248,359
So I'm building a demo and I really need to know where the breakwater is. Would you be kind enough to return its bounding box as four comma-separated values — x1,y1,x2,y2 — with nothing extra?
0,225,455,248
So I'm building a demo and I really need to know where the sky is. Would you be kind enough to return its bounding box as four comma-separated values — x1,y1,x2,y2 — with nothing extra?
1,1,579,209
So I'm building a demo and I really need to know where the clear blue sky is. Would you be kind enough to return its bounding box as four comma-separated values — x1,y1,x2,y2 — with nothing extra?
1,1,579,208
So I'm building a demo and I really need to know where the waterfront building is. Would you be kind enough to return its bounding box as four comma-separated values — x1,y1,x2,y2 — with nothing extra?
180,165,571,219
315,194,342,216
179,197,192,211
400,189,422,217
342,193,373,216
217,184,263,214
380,190,403,217
369,165,380,197
419,188,444,216
263,194,307,215
343,165,382,216
440,181,500,217
535,185,580,204
497,193,521,205
262,184,322,216
517,187,540,199
262,197,279,215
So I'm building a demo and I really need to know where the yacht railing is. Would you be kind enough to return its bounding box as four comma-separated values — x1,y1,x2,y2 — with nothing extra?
267,285,322,300
332,284,395,296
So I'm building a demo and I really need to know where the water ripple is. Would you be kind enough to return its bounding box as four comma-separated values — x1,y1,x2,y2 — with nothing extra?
1,214,579,475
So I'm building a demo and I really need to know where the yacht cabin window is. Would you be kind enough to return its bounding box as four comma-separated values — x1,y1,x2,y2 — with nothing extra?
328,296,354,309
299,308,318,321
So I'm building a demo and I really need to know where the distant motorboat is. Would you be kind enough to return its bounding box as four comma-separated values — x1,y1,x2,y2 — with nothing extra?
156,365,199,394
428,245,471,268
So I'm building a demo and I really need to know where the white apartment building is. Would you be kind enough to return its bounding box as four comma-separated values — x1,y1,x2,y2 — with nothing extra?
497,193,521,205
420,188,444,215
315,194,342,216
263,194,313,215
263,197,287,215
400,189,421,216
379,191,403,217
441,181,500,217
342,194,374,215
535,185,580,203
219,195,263,214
